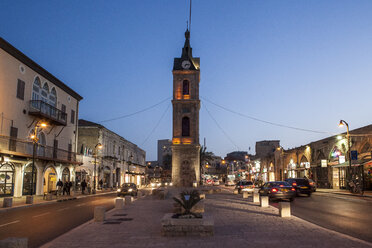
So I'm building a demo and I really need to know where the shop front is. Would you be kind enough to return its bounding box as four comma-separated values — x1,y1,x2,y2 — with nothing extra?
43,166,57,193
0,162,14,196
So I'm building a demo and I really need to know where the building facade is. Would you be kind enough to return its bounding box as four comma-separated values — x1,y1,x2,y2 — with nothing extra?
77,120,146,190
157,139,172,167
171,29,201,187
0,37,83,197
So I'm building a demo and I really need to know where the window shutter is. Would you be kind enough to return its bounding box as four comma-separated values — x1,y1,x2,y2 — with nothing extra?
17,79,25,100
71,110,75,124
53,139,58,159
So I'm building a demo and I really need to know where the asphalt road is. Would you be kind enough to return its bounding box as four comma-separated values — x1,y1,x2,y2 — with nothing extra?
270,192,372,243
0,193,116,248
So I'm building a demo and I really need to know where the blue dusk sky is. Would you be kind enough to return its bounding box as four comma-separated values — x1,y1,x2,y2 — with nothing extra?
1,1,372,160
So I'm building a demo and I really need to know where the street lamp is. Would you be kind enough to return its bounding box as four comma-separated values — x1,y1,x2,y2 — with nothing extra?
339,120,353,190
29,121,48,195
93,143,103,194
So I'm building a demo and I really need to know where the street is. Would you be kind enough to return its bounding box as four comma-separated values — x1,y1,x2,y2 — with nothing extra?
222,186,372,243
0,193,116,248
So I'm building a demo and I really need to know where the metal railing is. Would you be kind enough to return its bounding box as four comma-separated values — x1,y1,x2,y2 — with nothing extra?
0,135,77,163
29,100,67,125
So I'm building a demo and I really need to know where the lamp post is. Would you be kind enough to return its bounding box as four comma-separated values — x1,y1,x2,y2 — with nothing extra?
29,121,47,195
339,120,352,186
93,143,103,194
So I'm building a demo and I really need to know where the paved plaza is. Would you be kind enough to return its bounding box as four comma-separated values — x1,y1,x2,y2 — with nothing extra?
41,188,372,248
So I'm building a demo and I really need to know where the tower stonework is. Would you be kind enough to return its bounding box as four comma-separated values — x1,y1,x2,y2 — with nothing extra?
171,29,201,187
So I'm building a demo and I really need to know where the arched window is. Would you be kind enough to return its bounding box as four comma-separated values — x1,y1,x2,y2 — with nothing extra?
182,117,190,137
32,77,41,108
0,163,15,196
182,80,189,95
49,87,57,107
41,83,49,103
23,164,37,195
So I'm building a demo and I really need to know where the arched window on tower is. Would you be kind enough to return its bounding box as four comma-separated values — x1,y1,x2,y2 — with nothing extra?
182,80,190,99
182,117,190,137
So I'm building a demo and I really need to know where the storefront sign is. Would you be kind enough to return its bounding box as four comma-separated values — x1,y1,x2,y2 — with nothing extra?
321,160,327,167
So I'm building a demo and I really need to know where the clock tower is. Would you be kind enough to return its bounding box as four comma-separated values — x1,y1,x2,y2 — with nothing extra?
171,29,201,187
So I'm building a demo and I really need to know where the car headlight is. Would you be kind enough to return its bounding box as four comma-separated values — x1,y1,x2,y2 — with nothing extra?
117,189,121,192
165,182,168,186
128,188,133,192
169,182,173,186
151,183,155,187
157,183,161,187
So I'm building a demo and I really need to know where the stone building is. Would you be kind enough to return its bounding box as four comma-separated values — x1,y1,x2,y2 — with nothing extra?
171,29,201,187
0,37,83,197
77,119,146,189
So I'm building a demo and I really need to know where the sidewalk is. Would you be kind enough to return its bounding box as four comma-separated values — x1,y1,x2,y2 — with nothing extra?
42,189,372,248
316,188,372,198
0,189,116,213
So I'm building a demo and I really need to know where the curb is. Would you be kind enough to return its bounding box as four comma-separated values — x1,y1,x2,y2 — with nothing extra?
0,191,116,213
315,190,372,198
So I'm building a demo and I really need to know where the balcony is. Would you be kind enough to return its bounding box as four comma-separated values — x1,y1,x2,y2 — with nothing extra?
0,135,79,164
29,100,67,126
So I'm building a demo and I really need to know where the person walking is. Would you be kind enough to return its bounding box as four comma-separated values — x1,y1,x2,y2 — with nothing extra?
63,181,68,195
99,179,103,190
81,180,87,194
67,180,72,195
57,179,63,196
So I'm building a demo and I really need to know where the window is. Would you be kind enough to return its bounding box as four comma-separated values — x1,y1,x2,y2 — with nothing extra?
61,104,66,113
71,110,75,124
32,77,41,108
41,83,49,103
182,80,190,95
16,79,25,100
9,127,18,151
182,117,190,136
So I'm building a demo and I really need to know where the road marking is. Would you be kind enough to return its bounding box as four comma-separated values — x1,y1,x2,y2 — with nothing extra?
57,207,70,212
0,220,20,228
33,212,50,218
76,203,86,207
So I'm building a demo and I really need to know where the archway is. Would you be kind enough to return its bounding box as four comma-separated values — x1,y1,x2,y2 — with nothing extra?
0,163,14,196
22,163,37,195
43,167,57,193
62,167,70,183
103,166,111,188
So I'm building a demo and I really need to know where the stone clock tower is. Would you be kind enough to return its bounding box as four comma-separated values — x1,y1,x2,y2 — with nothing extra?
171,29,201,187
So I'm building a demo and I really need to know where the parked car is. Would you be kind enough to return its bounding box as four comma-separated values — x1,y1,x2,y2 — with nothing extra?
213,179,220,186
308,179,316,192
117,183,138,197
259,181,296,201
235,180,255,193
285,178,312,196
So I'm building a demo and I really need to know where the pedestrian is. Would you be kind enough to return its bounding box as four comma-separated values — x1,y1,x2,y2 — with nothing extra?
56,179,63,195
99,179,103,190
81,180,87,194
67,180,72,195
63,181,68,195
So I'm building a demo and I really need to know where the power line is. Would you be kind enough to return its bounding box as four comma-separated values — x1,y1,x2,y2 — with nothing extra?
141,103,171,146
98,97,171,123
203,103,241,151
201,96,329,134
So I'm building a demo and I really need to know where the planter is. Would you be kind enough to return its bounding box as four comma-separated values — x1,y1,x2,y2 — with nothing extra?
161,213,214,237
173,200,204,214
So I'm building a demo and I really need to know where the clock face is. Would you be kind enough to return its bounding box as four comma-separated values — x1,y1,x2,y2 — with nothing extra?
181,60,191,69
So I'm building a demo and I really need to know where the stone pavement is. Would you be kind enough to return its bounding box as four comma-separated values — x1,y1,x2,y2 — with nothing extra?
42,188,372,248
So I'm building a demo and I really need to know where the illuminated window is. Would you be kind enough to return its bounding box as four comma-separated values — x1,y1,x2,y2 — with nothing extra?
182,117,190,137
183,80,190,99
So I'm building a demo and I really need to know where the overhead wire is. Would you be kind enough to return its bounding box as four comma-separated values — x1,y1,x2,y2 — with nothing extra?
203,103,241,151
141,102,171,146
97,96,171,123
201,96,330,134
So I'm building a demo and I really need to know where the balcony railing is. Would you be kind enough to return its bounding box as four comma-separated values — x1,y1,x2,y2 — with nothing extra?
29,100,67,126
0,135,77,163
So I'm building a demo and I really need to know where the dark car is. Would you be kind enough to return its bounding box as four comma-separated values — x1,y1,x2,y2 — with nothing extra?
308,179,316,192
285,178,312,196
235,180,255,194
259,181,296,201
117,183,138,197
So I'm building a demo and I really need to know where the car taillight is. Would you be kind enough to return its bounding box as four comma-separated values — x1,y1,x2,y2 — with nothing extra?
291,188,295,191
240,185,243,188
309,182,314,185
252,185,255,188
279,185,284,187
292,182,297,186
271,188,278,193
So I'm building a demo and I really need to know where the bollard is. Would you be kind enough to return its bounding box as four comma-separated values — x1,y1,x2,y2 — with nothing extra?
233,189,239,195
125,195,132,205
115,198,124,209
3,197,13,208
0,237,28,248
200,193,206,199
252,192,259,203
94,206,106,222
260,196,269,207
279,202,291,217
26,195,33,204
